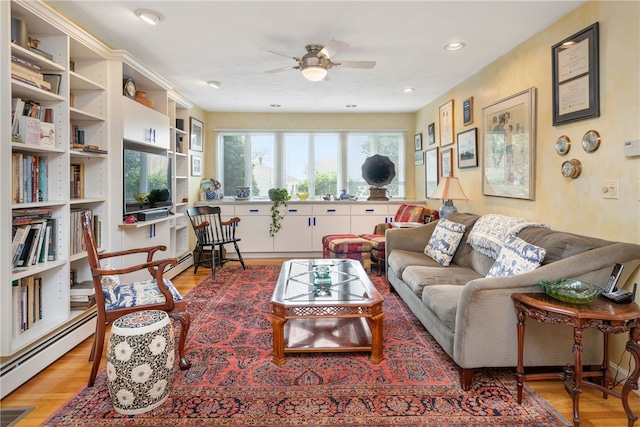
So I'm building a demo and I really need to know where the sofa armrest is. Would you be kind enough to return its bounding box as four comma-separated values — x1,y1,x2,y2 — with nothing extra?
386,220,438,254
452,242,640,368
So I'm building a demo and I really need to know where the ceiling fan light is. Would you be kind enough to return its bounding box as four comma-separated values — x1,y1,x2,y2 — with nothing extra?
302,66,328,81
134,9,164,25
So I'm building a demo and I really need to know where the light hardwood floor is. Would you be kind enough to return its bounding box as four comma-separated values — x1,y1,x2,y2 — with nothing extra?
1,260,638,426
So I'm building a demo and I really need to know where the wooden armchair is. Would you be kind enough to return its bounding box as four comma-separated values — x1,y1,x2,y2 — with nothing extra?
80,211,191,387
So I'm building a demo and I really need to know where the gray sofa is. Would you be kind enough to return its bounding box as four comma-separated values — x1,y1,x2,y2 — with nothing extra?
385,212,640,390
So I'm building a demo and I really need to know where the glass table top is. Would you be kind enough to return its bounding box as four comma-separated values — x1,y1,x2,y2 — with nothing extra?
273,259,380,305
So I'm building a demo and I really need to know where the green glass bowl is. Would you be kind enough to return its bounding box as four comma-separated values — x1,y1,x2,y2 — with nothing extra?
538,279,603,304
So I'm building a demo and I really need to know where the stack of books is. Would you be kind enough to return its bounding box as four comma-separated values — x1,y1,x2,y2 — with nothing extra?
70,281,96,310
10,53,54,92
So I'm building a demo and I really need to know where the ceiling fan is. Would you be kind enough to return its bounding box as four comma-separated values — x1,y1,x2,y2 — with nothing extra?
265,39,376,81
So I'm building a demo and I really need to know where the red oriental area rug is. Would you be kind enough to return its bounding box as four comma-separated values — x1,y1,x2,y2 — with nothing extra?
44,264,569,426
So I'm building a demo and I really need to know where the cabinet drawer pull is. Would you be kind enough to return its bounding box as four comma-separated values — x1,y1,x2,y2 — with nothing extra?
327,209,336,213
365,209,375,212
288,209,297,213
249,209,259,213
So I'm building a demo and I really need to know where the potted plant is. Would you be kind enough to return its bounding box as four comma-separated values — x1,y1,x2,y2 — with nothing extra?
268,187,291,236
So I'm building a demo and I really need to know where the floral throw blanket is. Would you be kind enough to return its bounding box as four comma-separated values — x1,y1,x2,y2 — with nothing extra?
466,214,548,259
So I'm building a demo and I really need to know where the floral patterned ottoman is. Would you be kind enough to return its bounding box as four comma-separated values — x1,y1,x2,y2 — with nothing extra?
106,310,175,414
322,234,372,273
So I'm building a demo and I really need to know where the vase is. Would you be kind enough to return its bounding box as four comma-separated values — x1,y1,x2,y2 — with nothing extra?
135,91,155,108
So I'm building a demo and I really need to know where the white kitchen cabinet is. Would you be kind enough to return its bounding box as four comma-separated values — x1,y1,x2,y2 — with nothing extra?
233,204,273,253
349,204,390,235
273,204,314,252
311,204,351,252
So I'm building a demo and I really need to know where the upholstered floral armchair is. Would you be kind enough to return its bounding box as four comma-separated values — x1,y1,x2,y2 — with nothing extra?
359,204,438,275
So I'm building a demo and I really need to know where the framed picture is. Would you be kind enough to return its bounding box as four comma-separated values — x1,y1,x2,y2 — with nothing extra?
425,148,439,199
552,23,599,125
190,117,204,151
414,133,423,151
427,123,435,145
482,87,537,200
457,128,478,169
414,151,424,165
463,97,474,125
191,155,202,176
439,99,454,146
441,147,452,178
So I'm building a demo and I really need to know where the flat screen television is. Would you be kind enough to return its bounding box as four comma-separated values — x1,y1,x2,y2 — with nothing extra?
123,147,172,215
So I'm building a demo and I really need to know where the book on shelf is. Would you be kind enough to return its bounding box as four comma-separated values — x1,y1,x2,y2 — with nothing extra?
70,208,91,255
11,61,45,80
11,225,30,268
29,45,53,61
41,74,61,95
11,54,43,71
70,295,96,311
70,163,85,199
70,281,95,297
46,218,57,261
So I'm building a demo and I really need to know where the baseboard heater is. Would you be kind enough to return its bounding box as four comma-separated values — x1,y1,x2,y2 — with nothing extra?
0,310,97,398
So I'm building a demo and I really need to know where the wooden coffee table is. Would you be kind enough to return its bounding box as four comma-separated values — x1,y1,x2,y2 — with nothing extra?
270,259,384,365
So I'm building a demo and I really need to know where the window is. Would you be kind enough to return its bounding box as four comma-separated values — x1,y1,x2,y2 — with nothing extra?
217,131,405,198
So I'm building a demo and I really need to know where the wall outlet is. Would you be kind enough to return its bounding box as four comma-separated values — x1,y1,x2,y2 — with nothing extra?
602,180,619,199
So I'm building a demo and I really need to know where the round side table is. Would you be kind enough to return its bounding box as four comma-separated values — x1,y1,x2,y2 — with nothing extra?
106,310,175,414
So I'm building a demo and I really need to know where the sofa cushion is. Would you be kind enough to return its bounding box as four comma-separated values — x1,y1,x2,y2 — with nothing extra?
516,227,594,264
446,213,480,267
388,250,438,277
424,219,467,266
403,265,481,297
421,285,465,332
486,235,546,277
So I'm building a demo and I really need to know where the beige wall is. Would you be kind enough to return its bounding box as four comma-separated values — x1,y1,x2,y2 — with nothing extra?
413,1,639,362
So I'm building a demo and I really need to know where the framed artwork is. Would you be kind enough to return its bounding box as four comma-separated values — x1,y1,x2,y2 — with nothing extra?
191,155,202,176
427,123,435,145
190,117,204,151
552,23,599,125
414,151,424,165
439,99,454,146
463,97,474,125
414,133,422,151
425,148,439,199
482,87,537,200
441,147,452,178
457,128,478,169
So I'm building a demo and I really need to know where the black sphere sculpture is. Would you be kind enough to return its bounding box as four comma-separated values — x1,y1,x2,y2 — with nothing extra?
361,154,396,200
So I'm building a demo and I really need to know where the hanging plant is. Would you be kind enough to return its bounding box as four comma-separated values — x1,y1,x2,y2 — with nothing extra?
268,188,291,237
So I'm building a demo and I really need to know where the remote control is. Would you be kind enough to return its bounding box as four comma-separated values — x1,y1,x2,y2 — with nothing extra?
603,263,623,293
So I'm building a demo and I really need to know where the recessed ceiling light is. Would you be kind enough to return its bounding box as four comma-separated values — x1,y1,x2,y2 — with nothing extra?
207,81,222,89
134,9,164,26
270,104,281,108
346,104,357,108
402,88,415,93
444,42,465,51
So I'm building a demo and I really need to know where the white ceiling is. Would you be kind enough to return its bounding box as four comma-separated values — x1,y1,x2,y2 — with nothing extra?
47,1,582,114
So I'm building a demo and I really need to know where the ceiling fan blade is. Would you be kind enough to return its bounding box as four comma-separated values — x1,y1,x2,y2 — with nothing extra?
319,39,349,58
334,60,376,69
266,48,300,61
264,66,295,74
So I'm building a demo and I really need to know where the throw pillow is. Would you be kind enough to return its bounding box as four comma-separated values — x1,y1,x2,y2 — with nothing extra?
100,264,120,303
486,235,546,277
424,219,466,266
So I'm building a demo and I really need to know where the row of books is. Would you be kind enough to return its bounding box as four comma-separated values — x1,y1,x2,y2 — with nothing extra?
12,276,43,335
11,218,57,269
12,153,48,204
11,97,55,147
70,208,96,255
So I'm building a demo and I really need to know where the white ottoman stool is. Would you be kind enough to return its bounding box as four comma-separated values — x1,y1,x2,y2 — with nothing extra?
106,310,175,414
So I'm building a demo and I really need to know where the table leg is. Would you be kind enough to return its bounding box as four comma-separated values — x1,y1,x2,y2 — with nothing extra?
369,311,384,363
570,326,585,426
516,308,526,404
622,326,639,427
271,308,287,366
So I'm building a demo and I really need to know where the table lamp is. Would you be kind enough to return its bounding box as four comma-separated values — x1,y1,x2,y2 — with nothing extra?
429,176,468,218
